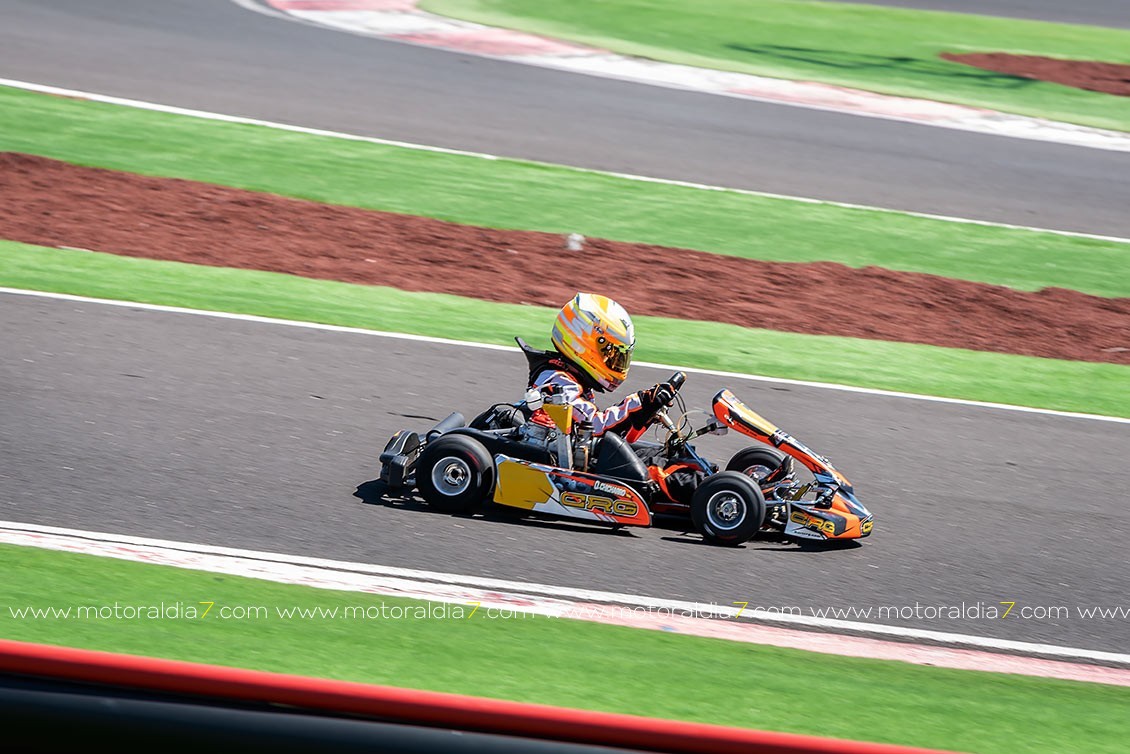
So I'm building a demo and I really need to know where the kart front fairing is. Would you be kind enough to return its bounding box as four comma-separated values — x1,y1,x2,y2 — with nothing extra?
712,390,873,540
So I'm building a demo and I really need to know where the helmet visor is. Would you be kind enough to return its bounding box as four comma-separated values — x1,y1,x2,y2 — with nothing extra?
601,341,633,374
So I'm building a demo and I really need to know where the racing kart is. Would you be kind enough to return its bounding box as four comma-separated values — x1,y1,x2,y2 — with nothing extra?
377,340,873,547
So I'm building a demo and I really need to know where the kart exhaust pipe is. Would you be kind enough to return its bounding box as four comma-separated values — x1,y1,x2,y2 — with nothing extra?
426,412,466,441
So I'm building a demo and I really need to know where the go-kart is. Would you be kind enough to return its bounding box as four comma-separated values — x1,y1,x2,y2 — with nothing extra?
378,341,873,546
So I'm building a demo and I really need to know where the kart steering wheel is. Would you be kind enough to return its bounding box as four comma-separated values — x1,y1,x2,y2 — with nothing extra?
652,371,687,433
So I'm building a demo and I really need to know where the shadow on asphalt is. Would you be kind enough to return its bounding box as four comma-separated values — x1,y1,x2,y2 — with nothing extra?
354,479,860,553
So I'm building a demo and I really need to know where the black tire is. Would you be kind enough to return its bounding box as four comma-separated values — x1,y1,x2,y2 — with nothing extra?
726,446,793,485
416,435,495,514
691,471,766,547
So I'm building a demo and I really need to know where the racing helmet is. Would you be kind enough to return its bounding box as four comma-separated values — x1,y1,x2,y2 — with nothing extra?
551,293,635,391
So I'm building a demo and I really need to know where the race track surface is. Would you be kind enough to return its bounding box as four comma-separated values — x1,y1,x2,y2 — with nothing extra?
822,0,1130,29
2,0,1128,657
3,293,1127,652
0,0,1128,236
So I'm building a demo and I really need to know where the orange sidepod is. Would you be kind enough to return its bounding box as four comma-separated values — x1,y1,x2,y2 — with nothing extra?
554,470,652,526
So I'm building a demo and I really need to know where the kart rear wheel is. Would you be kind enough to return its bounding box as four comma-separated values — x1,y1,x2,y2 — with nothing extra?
691,471,766,547
416,435,495,514
726,447,793,484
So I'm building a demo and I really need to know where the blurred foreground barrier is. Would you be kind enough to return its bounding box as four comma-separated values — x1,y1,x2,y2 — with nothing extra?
0,638,960,753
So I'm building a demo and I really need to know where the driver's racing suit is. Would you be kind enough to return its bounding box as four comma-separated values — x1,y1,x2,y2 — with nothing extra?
531,366,652,441
526,351,708,504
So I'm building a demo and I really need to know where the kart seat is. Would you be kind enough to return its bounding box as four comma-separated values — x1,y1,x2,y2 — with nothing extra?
592,431,649,482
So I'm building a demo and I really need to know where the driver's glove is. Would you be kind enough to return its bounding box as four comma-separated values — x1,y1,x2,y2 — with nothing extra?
638,382,675,413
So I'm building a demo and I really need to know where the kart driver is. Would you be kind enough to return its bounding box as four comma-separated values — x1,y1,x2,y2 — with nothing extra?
527,292,675,442
518,292,706,504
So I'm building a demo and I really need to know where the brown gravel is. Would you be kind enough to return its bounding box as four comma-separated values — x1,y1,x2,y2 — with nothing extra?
942,52,1130,97
1,152,1127,364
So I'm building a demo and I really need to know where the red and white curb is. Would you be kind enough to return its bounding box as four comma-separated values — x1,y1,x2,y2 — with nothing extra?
237,0,1130,153
3,520,1128,687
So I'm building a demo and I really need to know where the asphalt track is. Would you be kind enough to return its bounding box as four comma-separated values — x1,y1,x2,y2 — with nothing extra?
1,0,1128,656
3,293,1128,652
825,0,1130,29
1,0,1129,237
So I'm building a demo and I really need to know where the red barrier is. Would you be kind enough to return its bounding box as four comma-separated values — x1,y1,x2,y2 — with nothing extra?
0,639,959,754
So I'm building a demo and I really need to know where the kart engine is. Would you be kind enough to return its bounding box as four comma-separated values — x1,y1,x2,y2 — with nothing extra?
516,390,595,472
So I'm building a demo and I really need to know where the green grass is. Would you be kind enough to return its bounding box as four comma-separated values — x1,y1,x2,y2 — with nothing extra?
3,241,1127,418
3,544,1128,753
2,85,1128,298
422,0,1130,132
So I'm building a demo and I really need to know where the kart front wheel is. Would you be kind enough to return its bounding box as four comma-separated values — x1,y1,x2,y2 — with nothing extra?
416,435,495,514
726,446,793,485
691,471,766,547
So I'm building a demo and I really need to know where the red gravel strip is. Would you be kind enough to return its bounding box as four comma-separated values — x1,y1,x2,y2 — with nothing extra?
1,152,1126,364
942,52,1130,97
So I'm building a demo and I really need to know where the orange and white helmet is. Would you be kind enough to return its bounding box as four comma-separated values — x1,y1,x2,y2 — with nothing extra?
551,293,635,391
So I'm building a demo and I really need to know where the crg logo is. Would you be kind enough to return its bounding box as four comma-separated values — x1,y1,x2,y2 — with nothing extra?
790,510,836,535
561,492,638,517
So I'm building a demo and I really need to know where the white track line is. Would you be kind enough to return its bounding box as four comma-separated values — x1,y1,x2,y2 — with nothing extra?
3,287,1127,424
2,76,1128,245
2,520,1128,680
